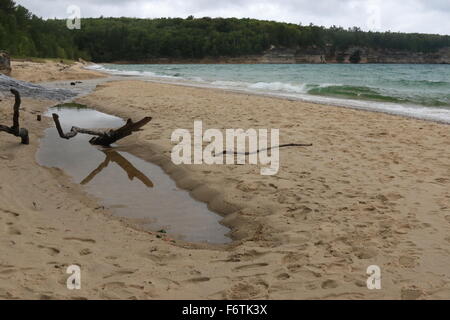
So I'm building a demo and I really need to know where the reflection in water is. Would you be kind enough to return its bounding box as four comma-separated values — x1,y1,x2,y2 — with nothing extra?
36,106,231,244
81,149,154,188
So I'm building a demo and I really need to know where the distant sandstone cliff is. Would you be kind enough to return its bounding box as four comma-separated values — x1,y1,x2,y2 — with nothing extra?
117,46,450,64
259,46,450,64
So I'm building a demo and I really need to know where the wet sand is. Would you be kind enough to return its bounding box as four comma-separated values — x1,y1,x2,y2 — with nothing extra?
1,60,450,299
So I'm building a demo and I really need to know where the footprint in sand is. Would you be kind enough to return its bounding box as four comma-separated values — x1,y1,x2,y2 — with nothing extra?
0,268,19,275
224,250,268,263
38,245,60,256
79,248,92,256
47,262,66,269
101,282,128,291
103,269,138,279
435,177,449,184
282,252,309,265
399,256,417,268
226,282,264,299
401,288,423,300
276,273,291,280
185,277,211,283
321,279,339,289
233,263,269,271
0,208,20,217
0,288,15,299
64,237,96,243
6,224,21,235
354,248,378,260
354,280,367,288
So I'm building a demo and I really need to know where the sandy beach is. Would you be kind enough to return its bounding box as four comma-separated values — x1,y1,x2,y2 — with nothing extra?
1,60,450,300
10,59,106,83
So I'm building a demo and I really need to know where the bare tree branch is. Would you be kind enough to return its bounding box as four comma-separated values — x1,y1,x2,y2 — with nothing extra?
52,113,152,147
0,89,29,145
215,143,313,156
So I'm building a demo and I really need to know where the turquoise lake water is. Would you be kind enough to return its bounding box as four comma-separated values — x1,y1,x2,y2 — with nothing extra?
88,63,450,123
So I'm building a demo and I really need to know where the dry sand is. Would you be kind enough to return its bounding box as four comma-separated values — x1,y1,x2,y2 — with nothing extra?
10,59,105,83
1,61,450,300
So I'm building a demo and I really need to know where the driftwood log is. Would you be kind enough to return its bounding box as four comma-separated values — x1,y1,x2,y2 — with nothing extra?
217,143,313,156
52,113,152,147
0,89,29,144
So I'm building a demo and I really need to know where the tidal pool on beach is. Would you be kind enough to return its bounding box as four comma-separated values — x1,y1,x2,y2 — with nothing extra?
36,105,231,244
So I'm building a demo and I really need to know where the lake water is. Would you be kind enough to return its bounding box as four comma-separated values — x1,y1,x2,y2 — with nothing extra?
88,63,450,124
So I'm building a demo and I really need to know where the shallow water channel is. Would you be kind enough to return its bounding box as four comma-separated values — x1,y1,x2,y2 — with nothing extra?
36,105,231,244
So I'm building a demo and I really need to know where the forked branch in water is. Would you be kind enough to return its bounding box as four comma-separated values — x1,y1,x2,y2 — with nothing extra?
0,89,29,145
81,149,154,187
52,113,152,147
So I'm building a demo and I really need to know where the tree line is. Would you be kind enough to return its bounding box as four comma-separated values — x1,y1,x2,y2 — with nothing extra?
1,0,449,62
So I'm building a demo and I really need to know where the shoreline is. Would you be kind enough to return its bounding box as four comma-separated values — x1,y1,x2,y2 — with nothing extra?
87,64,450,125
133,76,450,126
110,60,450,65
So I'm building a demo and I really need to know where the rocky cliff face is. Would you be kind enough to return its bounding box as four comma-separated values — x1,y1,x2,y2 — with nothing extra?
0,51,11,75
113,46,450,64
260,46,450,64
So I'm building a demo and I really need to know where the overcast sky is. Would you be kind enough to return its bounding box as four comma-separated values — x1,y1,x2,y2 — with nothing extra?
15,0,450,35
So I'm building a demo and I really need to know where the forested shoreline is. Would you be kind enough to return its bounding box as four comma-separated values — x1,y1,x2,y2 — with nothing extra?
1,0,450,62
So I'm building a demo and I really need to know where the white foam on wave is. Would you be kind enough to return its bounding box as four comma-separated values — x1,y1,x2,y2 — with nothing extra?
189,76,206,82
211,80,308,94
84,63,107,71
248,81,307,93
85,64,450,125
207,80,450,124
256,89,450,124
211,80,247,87
86,64,182,79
